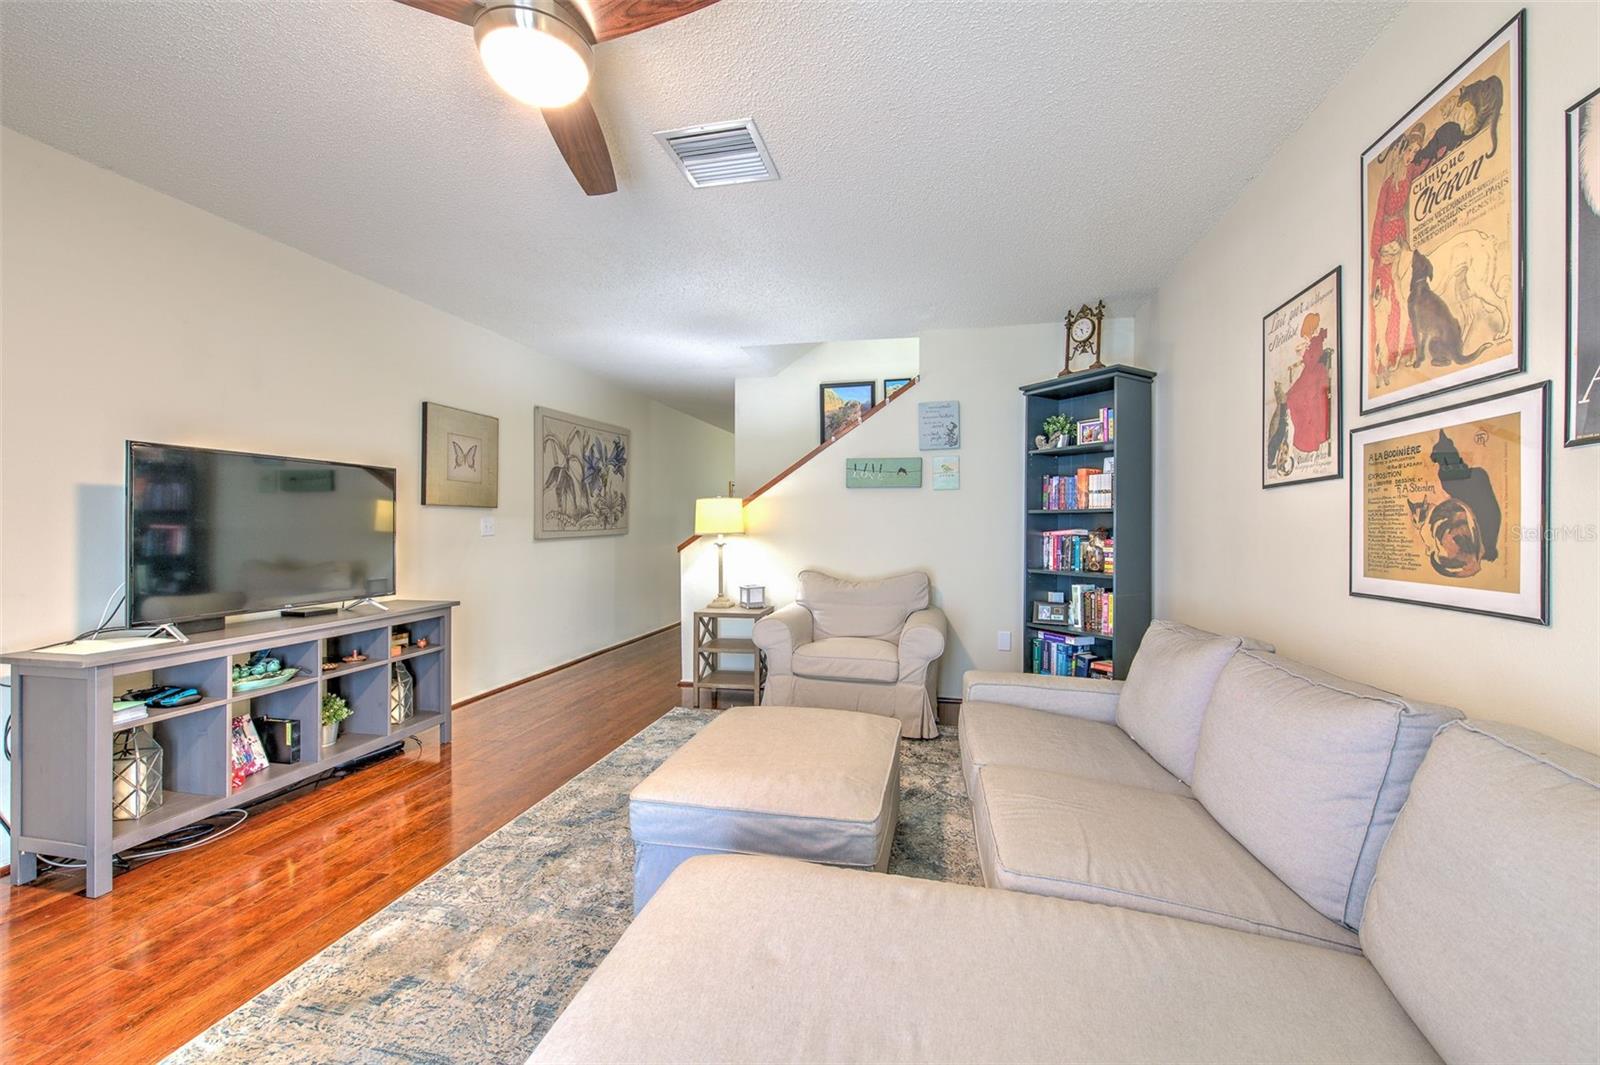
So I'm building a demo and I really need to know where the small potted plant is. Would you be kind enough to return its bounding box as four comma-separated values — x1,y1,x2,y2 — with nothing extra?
320,692,352,747
1042,414,1074,449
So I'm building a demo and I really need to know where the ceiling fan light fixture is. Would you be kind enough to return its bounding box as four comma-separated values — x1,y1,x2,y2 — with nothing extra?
474,2,593,110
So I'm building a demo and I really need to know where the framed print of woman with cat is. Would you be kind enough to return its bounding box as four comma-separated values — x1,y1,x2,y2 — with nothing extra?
1568,86,1600,447
1360,12,1524,414
1349,381,1547,624
1262,268,1342,488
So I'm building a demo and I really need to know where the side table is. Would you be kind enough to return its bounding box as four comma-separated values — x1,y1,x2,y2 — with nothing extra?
691,605,772,708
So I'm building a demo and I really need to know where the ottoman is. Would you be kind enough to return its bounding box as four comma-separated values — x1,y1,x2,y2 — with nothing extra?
629,706,901,911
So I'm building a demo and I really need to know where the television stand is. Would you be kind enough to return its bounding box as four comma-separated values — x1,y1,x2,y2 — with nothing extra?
2,599,456,897
145,622,192,643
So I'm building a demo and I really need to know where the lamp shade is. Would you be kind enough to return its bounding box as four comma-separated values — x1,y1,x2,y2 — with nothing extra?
694,496,744,536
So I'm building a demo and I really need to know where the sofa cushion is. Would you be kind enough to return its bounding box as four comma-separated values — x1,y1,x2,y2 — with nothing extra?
1114,620,1246,784
969,764,1359,952
959,700,1190,797
791,637,898,684
797,569,929,641
1193,650,1461,929
530,855,1438,1064
1362,720,1600,1065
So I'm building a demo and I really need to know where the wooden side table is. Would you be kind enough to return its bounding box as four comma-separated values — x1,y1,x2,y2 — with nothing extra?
692,606,772,708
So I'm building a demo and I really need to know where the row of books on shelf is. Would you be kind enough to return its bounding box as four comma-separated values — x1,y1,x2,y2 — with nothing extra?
1041,457,1114,510
1035,585,1114,634
1038,529,1114,574
1030,632,1115,678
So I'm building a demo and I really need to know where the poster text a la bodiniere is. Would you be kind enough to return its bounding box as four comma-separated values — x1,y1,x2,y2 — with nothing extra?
1361,12,1523,413
1350,382,1547,624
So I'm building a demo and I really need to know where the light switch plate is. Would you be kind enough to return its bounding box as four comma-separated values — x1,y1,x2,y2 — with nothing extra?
479,516,496,537
997,630,1012,652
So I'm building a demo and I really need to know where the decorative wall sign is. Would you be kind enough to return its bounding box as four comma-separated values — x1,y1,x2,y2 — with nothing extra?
534,406,630,539
1350,381,1547,624
1567,86,1600,446
820,381,875,444
1360,12,1523,413
422,402,500,508
1263,268,1343,488
884,377,914,399
845,457,923,489
917,400,960,450
932,455,960,491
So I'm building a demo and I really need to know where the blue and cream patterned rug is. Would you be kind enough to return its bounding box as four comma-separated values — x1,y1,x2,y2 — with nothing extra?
166,708,977,1064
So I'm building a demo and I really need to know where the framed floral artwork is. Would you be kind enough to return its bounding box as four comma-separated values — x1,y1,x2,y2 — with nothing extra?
534,407,630,539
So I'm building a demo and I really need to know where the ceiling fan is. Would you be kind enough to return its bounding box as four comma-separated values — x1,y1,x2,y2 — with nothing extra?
395,0,720,195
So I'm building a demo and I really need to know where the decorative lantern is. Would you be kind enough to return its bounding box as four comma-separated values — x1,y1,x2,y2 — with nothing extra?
112,727,164,821
738,584,767,609
390,661,415,725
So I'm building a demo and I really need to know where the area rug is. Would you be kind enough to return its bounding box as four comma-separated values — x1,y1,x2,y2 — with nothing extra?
166,708,978,1064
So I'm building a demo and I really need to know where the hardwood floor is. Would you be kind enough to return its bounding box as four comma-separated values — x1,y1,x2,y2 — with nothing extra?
0,626,701,1064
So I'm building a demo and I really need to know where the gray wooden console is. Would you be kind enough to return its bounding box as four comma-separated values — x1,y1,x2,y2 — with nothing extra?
2,599,456,897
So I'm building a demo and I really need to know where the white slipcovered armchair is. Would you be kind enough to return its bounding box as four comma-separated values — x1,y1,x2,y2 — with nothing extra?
753,569,947,739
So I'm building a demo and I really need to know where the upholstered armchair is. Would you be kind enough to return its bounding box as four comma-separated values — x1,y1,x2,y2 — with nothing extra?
753,569,947,739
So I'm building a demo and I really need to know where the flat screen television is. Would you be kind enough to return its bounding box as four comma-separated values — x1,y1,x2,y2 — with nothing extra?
127,441,397,627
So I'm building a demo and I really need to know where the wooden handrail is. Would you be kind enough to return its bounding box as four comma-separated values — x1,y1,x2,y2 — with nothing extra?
676,376,921,552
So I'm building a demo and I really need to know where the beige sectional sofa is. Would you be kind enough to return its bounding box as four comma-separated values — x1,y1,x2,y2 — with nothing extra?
961,620,1461,950
531,621,1600,1063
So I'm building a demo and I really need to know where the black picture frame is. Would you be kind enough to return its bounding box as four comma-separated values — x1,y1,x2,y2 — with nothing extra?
1566,85,1600,447
884,377,914,399
819,381,876,445
1262,266,1344,489
1348,380,1549,625
1358,10,1526,416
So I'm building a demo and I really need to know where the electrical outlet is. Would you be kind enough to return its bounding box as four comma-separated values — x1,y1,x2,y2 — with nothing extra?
997,630,1012,652
479,516,496,537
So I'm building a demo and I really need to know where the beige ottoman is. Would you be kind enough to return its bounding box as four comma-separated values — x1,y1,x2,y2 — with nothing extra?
629,706,901,912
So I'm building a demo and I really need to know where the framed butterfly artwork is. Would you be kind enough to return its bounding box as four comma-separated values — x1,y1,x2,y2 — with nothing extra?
422,402,500,507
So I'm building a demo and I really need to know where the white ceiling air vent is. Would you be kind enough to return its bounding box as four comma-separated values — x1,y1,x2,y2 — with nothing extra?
655,119,779,188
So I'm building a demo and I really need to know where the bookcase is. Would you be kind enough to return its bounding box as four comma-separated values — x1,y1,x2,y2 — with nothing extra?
1020,365,1154,679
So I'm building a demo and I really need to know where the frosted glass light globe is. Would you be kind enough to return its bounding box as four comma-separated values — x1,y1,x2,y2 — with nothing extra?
474,5,592,110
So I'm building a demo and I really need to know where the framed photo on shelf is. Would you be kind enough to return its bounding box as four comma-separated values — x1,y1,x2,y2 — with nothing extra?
884,376,914,399
820,381,875,444
1349,380,1547,625
1033,601,1067,624
1359,11,1523,414
1567,86,1600,446
1262,267,1342,488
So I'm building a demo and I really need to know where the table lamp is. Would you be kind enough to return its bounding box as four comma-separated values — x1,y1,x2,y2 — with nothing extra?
694,488,744,610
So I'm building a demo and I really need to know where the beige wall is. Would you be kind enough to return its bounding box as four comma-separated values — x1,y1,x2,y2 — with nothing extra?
0,129,733,700
733,337,919,492
686,319,1138,696
1144,1,1599,750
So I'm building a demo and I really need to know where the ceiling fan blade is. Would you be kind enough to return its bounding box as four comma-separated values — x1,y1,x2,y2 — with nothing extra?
392,0,482,25
581,0,720,41
542,95,618,195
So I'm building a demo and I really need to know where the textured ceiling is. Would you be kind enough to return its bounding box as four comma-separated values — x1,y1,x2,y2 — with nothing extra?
0,0,1400,428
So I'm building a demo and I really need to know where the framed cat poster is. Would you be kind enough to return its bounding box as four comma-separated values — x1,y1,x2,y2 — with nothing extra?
1349,381,1547,624
1567,86,1600,447
1262,267,1342,488
1359,12,1524,414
